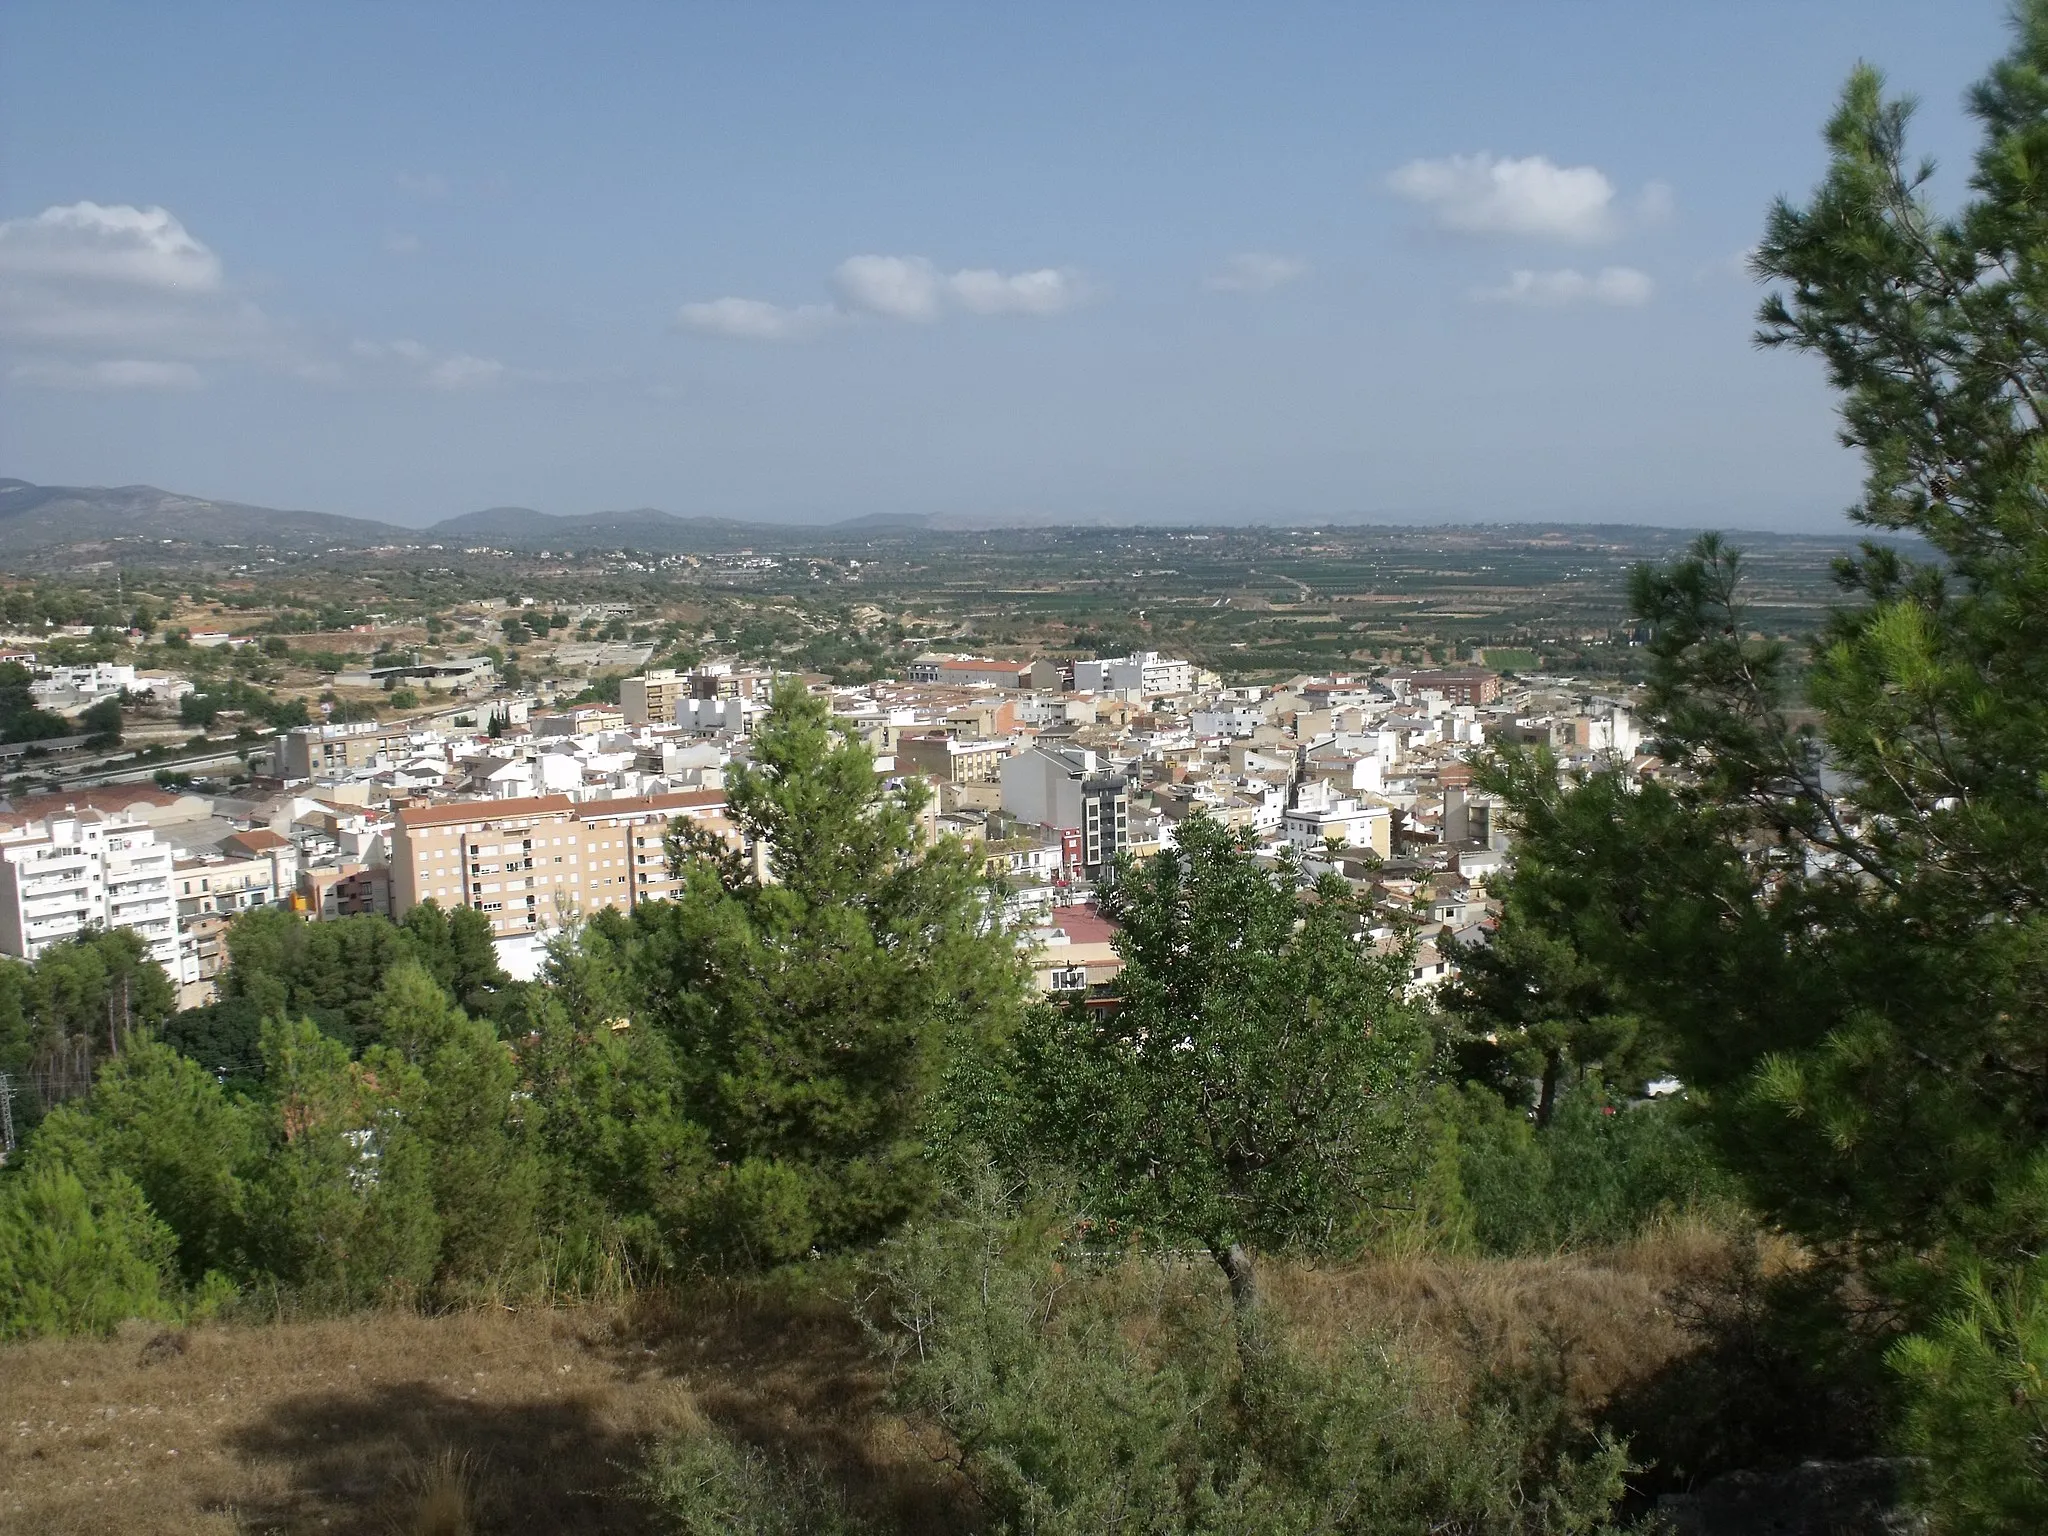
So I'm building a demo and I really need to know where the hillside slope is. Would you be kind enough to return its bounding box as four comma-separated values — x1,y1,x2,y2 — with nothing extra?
0,479,413,552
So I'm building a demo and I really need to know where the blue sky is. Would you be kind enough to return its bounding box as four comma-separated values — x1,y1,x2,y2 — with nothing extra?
0,1,2013,530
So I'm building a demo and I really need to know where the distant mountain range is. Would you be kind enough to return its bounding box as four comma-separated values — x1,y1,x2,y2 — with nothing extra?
0,477,1865,562
0,479,941,557
0,479,413,550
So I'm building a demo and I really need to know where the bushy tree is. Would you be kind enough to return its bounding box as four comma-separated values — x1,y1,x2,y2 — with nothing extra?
0,660,71,744
78,696,123,748
398,900,510,1017
27,1040,256,1284
374,962,539,1290
629,679,1027,1257
1471,5,2048,1516
0,1164,174,1338
0,929,176,1123
518,996,709,1282
218,909,412,1050
240,1017,440,1307
1438,883,1652,1124
1016,814,1429,1309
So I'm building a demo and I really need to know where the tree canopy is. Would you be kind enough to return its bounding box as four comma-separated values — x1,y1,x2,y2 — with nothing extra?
1015,814,1429,1306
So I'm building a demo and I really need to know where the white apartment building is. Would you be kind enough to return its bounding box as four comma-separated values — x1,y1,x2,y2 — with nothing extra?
0,811,179,968
1281,779,1391,858
1072,651,1196,699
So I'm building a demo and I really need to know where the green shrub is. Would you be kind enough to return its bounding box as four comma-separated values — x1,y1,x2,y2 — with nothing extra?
0,1164,175,1338
1892,1259,2048,1534
686,1158,817,1269
854,1169,1631,1534
640,1429,872,1536
1448,1085,1738,1254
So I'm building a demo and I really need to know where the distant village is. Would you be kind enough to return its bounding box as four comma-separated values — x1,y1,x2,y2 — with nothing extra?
0,640,1647,1011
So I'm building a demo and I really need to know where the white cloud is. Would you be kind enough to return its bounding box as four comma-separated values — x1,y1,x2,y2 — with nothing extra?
0,200,536,393
425,354,509,390
0,202,280,385
833,255,946,322
687,254,1086,342
1388,154,1628,243
8,357,203,391
0,202,222,291
1473,266,1654,306
351,337,525,389
947,266,1080,315
676,297,844,342
1206,252,1308,293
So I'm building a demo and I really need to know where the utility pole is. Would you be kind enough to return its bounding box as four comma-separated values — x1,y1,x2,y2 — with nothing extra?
0,1072,15,1159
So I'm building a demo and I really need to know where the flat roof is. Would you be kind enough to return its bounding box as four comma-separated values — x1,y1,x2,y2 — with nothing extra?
395,794,577,828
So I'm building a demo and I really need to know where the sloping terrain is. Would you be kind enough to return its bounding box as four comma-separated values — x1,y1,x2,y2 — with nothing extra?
0,1239,1726,1535
0,480,412,552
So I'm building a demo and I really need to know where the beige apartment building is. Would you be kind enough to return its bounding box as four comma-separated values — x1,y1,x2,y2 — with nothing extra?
620,668,686,726
279,721,422,779
896,732,1010,785
391,789,730,937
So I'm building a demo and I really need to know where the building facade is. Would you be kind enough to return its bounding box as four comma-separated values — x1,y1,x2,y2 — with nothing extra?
390,789,730,937
620,668,685,726
0,811,178,968
907,655,1027,688
279,721,422,779
1072,651,1196,699
1396,668,1502,707
1000,746,1130,882
897,732,1009,785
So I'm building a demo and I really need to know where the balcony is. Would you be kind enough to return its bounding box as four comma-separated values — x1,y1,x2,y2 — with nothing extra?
22,886,89,907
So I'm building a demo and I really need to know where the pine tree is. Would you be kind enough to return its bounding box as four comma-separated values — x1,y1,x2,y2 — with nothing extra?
628,679,1027,1257
1473,6,2048,1518
374,962,540,1292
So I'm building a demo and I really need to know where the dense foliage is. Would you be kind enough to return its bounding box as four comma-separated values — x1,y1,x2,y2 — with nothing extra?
0,660,73,744
1001,814,1429,1308
1452,7,2048,1525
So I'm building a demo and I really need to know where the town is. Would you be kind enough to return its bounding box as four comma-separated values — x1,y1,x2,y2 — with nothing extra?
0,628,1646,1033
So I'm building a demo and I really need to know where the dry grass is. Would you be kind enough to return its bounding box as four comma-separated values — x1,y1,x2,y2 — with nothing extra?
1268,1218,1771,1420
0,1288,913,1536
0,1229,1751,1534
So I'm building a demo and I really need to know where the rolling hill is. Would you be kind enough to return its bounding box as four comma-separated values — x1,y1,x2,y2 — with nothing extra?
0,478,930,560
0,479,413,551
